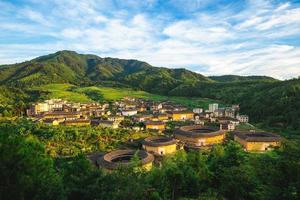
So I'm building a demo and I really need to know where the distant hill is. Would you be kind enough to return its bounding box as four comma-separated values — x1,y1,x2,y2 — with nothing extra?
0,50,212,93
209,75,278,82
1,50,282,93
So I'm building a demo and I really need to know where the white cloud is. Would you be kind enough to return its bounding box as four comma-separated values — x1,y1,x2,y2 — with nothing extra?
0,0,300,80
21,8,53,26
256,7,300,30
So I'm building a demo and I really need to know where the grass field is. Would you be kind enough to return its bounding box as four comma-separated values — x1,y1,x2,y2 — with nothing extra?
236,123,264,131
32,84,224,109
32,84,92,102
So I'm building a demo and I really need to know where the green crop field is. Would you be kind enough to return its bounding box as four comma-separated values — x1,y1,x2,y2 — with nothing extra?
32,84,223,109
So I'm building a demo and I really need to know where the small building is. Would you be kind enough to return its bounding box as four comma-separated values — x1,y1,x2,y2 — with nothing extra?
214,108,225,117
153,114,169,122
237,115,249,123
173,105,188,111
218,117,239,126
234,131,281,152
194,119,205,125
136,105,147,112
42,118,61,126
42,111,81,120
193,108,203,114
225,108,235,118
45,99,66,111
121,109,138,116
124,104,136,110
98,149,154,171
142,136,177,156
209,103,218,112
203,112,213,119
220,122,236,131
174,125,225,149
158,108,167,114
210,117,217,123
27,102,49,116
232,104,240,111
132,126,144,131
133,114,153,122
150,103,163,111
107,115,125,122
63,119,91,126
170,111,194,121
92,120,120,129
144,121,166,131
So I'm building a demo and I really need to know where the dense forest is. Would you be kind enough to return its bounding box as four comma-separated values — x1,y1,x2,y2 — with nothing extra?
168,78,300,131
1,119,300,200
0,50,299,132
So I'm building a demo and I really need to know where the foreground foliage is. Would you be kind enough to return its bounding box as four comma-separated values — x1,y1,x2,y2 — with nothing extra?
0,120,300,200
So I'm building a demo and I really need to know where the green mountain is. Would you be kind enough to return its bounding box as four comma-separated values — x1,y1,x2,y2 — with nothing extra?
0,50,299,131
209,75,278,82
0,50,212,93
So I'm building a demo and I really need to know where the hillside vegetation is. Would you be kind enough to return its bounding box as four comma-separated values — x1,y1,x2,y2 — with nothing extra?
1,119,300,200
0,50,299,131
31,83,222,109
209,75,278,82
0,50,211,92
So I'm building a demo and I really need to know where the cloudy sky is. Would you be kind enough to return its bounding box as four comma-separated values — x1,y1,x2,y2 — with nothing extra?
1,0,300,79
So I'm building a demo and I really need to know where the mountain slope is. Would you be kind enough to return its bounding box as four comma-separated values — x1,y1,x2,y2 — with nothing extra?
0,51,212,93
209,75,278,82
169,78,300,131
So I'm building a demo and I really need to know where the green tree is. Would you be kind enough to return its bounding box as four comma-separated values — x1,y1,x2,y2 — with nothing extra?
0,132,64,200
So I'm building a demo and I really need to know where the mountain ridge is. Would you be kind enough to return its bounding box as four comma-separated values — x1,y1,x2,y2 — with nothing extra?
209,75,278,82
0,50,277,89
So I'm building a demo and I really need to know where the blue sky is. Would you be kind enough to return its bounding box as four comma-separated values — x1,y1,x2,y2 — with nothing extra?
0,0,300,79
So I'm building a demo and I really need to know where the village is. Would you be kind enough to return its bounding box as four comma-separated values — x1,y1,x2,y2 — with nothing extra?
27,97,281,171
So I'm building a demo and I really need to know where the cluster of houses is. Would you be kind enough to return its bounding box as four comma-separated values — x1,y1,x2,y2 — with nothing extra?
112,97,249,132
27,98,249,132
27,97,281,171
26,99,115,127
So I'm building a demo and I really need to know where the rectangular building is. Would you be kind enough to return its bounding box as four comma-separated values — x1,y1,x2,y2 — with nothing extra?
209,103,218,112
234,131,281,151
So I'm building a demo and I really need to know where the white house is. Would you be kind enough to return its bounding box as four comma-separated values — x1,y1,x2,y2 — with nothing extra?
193,108,203,114
237,115,249,123
121,109,138,116
209,103,218,112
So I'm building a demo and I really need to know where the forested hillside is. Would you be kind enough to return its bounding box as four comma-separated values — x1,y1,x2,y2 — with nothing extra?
0,50,211,92
209,75,278,82
0,50,299,132
169,78,300,131
1,119,300,200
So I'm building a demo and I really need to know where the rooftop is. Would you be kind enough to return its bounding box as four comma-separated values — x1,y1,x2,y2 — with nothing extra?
98,149,154,170
171,111,194,114
64,119,91,124
234,132,281,142
144,121,165,125
143,136,177,147
175,125,224,138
